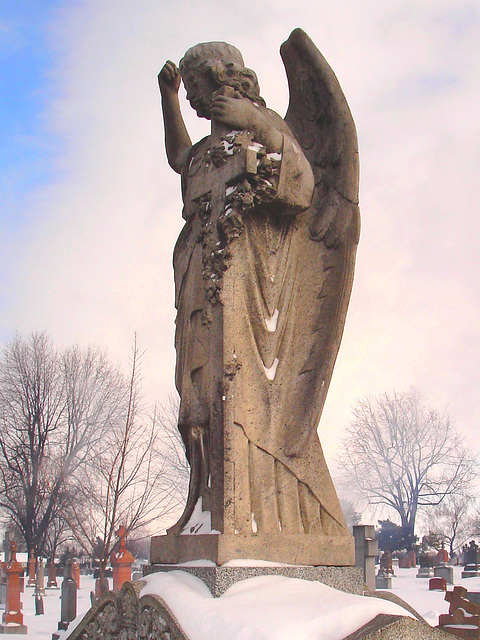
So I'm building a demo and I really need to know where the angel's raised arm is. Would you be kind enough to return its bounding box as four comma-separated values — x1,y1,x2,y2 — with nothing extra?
158,61,192,174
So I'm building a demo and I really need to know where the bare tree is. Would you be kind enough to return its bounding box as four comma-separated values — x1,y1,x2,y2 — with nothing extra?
337,389,476,549
0,333,126,557
65,341,184,590
424,494,473,556
153,393,189,520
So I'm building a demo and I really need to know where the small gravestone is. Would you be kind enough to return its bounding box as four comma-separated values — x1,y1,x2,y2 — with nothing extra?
375,568,392,590
376,551,394,589
429,577,447,591
380,551,395,576
434,544,454,585
416,552,434,578
34,592,44,616
462,540,479,578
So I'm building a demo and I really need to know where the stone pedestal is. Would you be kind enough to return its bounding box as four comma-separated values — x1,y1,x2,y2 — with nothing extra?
416,567,434,579
353,525,378,593
0,541,27,634
435,565,454,585
144,563,364,597
462,564,479,578
150,531,354,567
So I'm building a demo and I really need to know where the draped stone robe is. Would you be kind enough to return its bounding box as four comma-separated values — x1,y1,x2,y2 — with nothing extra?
150,106,354,566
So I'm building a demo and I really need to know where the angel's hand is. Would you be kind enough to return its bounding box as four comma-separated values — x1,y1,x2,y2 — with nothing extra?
158,60,181,96
211,94,260,131
211,94,283,153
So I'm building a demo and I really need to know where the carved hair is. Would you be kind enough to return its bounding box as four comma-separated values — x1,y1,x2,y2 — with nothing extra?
180,42,266,107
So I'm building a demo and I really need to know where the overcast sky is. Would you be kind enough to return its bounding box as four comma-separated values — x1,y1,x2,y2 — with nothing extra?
1,0,479,467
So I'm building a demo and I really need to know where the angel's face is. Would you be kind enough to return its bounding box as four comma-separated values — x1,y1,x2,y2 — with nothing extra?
182,68,218,119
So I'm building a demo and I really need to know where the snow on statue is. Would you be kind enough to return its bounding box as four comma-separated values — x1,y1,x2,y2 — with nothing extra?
153,29,360,566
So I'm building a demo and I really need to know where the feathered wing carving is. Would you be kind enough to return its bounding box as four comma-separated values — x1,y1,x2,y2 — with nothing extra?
277,28,360,457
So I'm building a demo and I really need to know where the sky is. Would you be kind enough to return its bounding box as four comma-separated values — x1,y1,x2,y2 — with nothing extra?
1,0,479,474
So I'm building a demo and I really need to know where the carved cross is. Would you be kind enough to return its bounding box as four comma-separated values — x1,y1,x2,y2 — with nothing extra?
446,586,480,616
116,525,127,549
188,86,258,226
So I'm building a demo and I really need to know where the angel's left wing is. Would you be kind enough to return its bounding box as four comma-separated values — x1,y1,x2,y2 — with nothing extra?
277,29,360,456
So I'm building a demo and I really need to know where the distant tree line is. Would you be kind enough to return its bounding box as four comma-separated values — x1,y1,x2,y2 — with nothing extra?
0,332,189,577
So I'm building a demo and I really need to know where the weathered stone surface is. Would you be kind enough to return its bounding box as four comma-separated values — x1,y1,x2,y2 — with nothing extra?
154,27,359,567
342,614,453,640
145,563,364,597
434,565,454,585
150,531,354,566
58,581,188,640
0,540,27,635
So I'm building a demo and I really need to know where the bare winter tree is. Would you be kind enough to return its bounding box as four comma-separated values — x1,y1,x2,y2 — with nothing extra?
0,333,126,557
424,494,473,556
65,341,185,592
153,393,189,520
337,389,477,549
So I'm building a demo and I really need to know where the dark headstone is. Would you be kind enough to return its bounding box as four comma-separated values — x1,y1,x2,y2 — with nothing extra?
57,559,77,631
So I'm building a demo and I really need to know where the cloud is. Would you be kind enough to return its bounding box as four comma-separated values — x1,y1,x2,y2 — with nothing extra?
1,0,479,464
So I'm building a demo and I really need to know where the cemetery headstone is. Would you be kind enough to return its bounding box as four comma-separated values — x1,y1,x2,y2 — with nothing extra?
35,592,44,615
380,550,395,576
435,544,454,585
71,558,80,590
57,559,77,632
462,540,479,578
47,557,58,589
429,577,447,591
376,551,394,590
34,557,46,596
416,552,435,579
110,525,135,591
438,586,480,639
0,539,28,634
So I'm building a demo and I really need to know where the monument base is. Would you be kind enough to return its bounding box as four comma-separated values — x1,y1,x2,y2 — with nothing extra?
150,532,355,567
0,625,28,634
434,565,454,585
144,563,363,596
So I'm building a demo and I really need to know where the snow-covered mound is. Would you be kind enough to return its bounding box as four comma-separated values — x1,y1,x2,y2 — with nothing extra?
140,570,414,640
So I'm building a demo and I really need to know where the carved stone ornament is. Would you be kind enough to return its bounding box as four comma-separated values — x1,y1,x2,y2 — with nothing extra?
61,581,188,640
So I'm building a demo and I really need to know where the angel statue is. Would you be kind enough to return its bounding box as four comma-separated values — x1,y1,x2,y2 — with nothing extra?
151,29,360,566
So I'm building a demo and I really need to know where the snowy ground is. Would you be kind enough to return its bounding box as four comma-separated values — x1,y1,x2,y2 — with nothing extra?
1,566,479,638
0,575,99,639
384,565,480,626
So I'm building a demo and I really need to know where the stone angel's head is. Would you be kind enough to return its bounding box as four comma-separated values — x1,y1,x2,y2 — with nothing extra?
179,41,265,119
